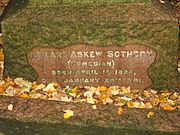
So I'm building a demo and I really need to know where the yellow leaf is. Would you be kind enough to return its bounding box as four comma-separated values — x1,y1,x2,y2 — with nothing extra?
159,98,167,103
120,87,131,94
118,107,123,115
36,84,46,90
150,98,159,106
0,87,5,94
63,113,71,119
72,87,78,93
53,83,59,88
47,89,52,94
170,102,177,107
127,101,133,108
107,86,114,91
63,110,74,119
0,82,12,94
100,93,110,99
160,91,171,97
143,91,151,97
97,86,107,91
0,52,4,61
163,105,176,111
89,86,97,91
147,112,154,118
32,83,38,89
20,93,29,98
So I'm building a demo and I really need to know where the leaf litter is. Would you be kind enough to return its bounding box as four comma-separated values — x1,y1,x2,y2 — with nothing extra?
0,77,179,118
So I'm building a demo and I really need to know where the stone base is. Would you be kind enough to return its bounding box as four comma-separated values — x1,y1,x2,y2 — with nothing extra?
0,96,179,135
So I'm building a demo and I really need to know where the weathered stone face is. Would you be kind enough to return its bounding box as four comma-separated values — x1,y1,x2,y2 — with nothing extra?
28,44,156,89
1,0,179,90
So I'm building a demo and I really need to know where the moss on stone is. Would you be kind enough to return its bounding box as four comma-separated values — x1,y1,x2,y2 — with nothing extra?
1,1,179,90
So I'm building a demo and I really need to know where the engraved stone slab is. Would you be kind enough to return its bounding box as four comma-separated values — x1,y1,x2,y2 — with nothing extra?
28,44,156,89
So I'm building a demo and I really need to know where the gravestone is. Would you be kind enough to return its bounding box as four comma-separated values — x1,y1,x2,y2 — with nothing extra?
1,0,179,90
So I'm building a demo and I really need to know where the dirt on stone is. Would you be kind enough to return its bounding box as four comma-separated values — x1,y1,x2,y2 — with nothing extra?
0,95,180,133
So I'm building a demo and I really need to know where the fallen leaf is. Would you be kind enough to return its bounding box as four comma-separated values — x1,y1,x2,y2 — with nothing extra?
20,86,31,93
92,105,97,110
0,83,12,94
61,96,72,102
150,98,159,106
14,78,24,87
118,107,123,115
0,80,5,85
144,102,153,109
97,86,107,91
19,93,29,98
0,52,4,61
7,104,13,111
53,83,59,88
4,87,16,96
87,97,95,104
32,82,38,89
163,105,176,111
63,110,74,119
159,98,168,103
120,86,131,94
127,101,134,108
72,87,78,93
143,91,151,97
159,0,166,4
107,86,115,91
47,89,52,94
43,83,56,92
100,93,110,99
0,87,5,94
110,90,119,96
23,81,32,89
120,96,132,101
132,101,141,108
84,91,94,98
170,101,177,107
147,112,154,118
36,84,46,90
65,89,72,94
102,98,113,105
115,99,127,106
150,89,157,95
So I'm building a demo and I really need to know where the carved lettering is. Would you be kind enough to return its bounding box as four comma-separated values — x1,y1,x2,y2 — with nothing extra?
28,44,156,90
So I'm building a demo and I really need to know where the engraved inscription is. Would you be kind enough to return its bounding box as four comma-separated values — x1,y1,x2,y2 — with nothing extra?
28,44,156,90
